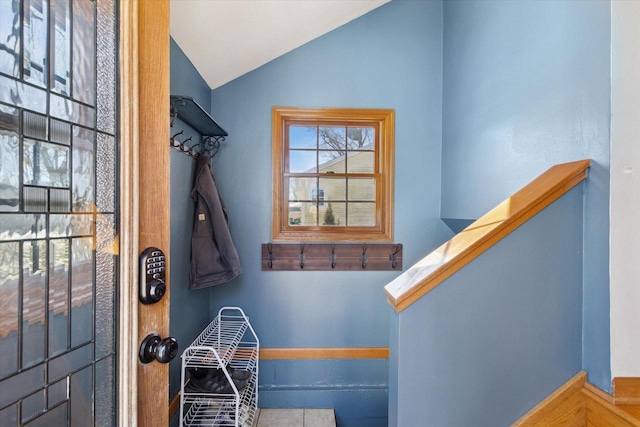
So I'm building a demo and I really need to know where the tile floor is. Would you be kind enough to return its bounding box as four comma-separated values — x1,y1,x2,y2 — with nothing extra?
255,408,336,427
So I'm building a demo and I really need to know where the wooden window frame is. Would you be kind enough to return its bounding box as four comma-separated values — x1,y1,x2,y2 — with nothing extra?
272,107,394,242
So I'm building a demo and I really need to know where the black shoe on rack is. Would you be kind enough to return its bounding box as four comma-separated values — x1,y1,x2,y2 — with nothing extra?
228,367,252,381
186,367,249,394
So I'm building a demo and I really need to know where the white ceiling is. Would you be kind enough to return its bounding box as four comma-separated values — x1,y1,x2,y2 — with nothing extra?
170,0,390,89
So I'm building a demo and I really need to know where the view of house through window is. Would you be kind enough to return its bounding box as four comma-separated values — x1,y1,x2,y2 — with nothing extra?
272,108,394,242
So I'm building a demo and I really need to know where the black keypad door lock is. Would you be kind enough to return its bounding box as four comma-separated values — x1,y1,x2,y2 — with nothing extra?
139,247,166,304
139,333,179,364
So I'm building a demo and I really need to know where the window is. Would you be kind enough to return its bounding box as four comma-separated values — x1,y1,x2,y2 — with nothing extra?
311,187,325,206
272,107,394,242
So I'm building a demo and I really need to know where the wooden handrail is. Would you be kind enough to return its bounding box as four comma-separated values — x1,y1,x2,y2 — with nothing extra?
385,159,591,313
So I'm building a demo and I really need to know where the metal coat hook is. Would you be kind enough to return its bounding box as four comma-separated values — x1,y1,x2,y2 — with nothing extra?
389,244,401,269
170,129,184,143
170,101,179,127
267,243,274,269
299,242,306,269
360,243,368,269
170,130,195,157
330,243,337,269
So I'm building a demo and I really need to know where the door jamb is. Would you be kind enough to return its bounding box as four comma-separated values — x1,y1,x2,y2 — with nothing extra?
119,0,140,425
119,1,171,425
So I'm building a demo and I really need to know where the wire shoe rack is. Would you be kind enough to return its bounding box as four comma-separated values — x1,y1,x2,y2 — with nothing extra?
179,307,259,427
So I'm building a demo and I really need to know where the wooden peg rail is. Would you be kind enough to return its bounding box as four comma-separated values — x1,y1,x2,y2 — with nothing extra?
261,243,402,271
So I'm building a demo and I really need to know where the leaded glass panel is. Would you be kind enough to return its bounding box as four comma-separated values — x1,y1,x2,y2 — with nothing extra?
0,0,118,424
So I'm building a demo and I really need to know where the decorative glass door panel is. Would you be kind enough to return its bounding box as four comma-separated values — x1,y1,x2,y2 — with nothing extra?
0,0,118,425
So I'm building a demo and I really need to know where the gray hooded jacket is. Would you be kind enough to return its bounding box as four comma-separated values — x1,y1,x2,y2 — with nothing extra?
189,155,242,289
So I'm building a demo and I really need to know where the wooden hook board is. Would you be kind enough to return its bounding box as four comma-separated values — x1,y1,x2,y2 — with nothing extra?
261,243,402,271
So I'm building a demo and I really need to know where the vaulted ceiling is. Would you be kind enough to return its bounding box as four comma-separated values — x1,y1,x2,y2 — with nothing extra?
169,0,389,89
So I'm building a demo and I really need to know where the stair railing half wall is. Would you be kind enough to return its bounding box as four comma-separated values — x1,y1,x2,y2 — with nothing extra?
384,159,591,313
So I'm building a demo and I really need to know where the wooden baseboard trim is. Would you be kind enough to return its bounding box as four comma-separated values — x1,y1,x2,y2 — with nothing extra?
514,371,640,426
582,385,640,426
169,348,387,420
260,347,389,360
613,377,640,405
584,381,615,404
169,390,181,421
512,371,587,426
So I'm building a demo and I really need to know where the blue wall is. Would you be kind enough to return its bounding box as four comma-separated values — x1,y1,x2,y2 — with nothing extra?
206,2,452,424
392,185,585,426
441,0,611,391
168,0,613,423
168,37,214,407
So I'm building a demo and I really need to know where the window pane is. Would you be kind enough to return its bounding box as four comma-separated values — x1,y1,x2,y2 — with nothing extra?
96,0,117,134
348,178,375,201
23,111,47,140
96,133,115,212
50,188,70,213
22,389,46,423
72,126,95,212
23,140,70,188
22,240,47,369
24,187,47,212
287,202,302,225
347,151,374,173
49,93,96,128
289,150,316,173
0,105,20,212
347,127,374,150
72,0,96,106
23,0,48,88
95,214,115,359
318,126,345,151
319,178,345,201
296,201,318,226
70,365,93,425
320,202,344,227
95,355,115,426
319,150,345,173
0,75,47,113
48,239,69,357
51,0,71,96
49,214,93,238
289,177,316,202
347,202,375,226
0,242,20,378
48,378,67,407
71,237,93,347
0,0,20,77
289,126,316,149
0,214,45,241
311,187,325,206
50,119,71,145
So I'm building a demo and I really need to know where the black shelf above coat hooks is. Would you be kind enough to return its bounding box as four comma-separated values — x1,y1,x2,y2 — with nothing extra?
170,95,228,159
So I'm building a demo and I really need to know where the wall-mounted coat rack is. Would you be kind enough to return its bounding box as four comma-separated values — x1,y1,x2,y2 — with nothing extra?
261,242,402,271
170,95,228,158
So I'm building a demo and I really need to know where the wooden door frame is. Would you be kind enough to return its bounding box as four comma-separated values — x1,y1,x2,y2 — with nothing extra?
119,0,171,425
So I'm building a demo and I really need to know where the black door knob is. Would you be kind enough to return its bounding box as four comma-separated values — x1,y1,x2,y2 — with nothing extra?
139,333,178,364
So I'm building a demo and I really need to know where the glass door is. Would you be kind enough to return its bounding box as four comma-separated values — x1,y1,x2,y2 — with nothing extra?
0,0,118,424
